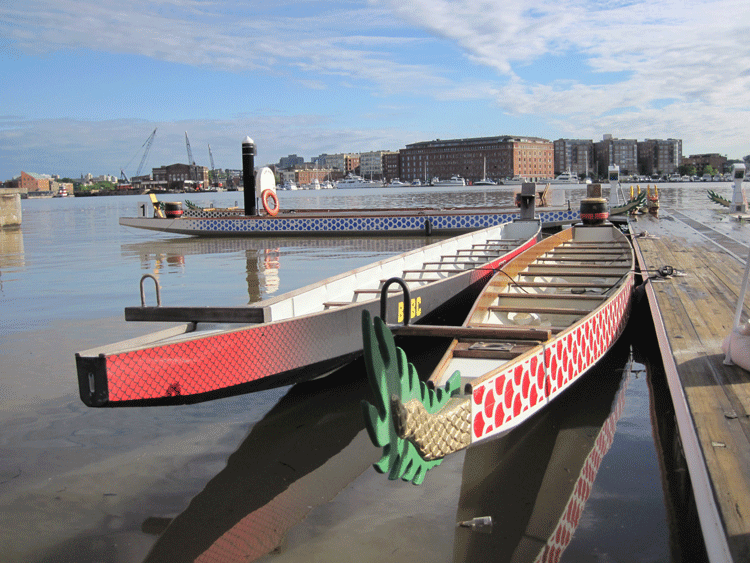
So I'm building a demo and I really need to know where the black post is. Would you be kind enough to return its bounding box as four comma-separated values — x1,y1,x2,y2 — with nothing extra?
242,136,257,215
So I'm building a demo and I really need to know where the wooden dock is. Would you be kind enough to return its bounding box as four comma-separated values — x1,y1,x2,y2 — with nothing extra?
630,209,750,563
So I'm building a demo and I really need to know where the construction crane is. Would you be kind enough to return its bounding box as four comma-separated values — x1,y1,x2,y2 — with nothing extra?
208,143,217,187
120,127,157,188
185,131,195,166
136,128,157,177
185,131,198,186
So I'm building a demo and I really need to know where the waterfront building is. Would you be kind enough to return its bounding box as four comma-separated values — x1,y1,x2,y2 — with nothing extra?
400,136,553,183
682,153,728,175
638,139,682,177
595,135,638,178
314,153,360,174
278,154,304,169
13,171,52,193
360,150,391,180
553,139,594,178
382,151,401,182
150,163,209,191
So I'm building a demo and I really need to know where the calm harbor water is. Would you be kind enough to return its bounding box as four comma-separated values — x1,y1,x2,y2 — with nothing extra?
0,182,739,562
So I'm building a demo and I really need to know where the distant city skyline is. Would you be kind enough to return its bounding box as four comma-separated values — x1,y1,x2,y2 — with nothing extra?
1,0,748,181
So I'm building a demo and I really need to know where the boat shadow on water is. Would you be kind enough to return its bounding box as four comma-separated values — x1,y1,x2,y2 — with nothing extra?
141,362,377,562
140,336,639,563
453,338,632,562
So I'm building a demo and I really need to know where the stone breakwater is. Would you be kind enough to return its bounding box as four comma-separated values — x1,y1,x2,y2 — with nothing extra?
0,188,24,228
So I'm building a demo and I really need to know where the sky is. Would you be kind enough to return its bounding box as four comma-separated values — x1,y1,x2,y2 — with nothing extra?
1,0,749,180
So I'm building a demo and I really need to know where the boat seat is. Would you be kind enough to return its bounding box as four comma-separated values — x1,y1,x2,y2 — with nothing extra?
392,324,551,341
401,268,465,274
422,261,478,267
354,288,404,295
322,301,353,309
518,271,625,278
487,305,591,316
443,252,500,258
526,263,629,270
397,277,442,283
497,293,606,301
510,281,616,289
548,249,627,256
451,341,536,360
472,243,511,248
535,257,630,263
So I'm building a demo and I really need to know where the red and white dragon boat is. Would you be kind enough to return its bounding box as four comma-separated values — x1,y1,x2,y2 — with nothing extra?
361,191,634,484
75,195,542,407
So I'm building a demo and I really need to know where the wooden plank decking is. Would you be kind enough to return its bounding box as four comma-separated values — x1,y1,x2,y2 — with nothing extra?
630,209,750,563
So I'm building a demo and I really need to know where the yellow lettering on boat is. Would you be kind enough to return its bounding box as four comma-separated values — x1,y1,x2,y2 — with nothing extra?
398,297,422,323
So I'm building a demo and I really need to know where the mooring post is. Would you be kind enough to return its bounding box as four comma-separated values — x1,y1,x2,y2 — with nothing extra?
608,164,620,206
731,162,746,214
242,136,257,215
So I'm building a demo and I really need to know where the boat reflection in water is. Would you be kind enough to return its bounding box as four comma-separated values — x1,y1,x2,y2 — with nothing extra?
453,339,631,563
141,337,631,563
142,364,377,562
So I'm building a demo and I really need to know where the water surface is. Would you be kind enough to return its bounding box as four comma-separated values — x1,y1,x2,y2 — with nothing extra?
0,182,734,561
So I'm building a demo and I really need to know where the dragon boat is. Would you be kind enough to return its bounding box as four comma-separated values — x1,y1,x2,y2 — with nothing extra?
75,190,543,407
361,187,635,484
707,189,731,207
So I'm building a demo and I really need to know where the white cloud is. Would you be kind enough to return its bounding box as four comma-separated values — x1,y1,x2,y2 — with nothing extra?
1,0,750,179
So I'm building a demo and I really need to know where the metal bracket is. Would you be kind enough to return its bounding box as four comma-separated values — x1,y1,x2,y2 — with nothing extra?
380,277,411,326
139,274,162,307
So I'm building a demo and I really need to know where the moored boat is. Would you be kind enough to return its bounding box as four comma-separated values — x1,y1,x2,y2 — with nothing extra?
548,170,583,184
707,189,730,207
360,192,634,484
336,174,382,189
386,178,409,187
118,193,579,237
432,175,466,187
76,206,543,407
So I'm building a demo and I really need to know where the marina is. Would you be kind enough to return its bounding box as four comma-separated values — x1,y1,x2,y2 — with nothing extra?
1,181,748,561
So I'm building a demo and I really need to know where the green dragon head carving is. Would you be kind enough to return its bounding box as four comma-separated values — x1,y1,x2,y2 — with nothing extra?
360,310,461,485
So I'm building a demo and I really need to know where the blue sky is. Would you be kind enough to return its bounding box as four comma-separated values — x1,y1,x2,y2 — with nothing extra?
1,0,749,180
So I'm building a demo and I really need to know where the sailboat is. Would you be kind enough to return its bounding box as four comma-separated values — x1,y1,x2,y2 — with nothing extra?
474,157,497,186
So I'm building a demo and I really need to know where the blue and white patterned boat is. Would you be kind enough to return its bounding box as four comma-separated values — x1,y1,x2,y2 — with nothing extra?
120,202,578,237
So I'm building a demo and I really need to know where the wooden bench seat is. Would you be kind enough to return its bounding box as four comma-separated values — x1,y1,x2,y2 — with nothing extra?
486,305,592,316
392,324,551,341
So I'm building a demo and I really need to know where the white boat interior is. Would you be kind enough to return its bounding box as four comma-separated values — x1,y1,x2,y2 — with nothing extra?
262,220,540,321
434,225,632,386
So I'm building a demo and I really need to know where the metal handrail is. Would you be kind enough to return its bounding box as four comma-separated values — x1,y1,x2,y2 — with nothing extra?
380,277,411,326
139,274,162,307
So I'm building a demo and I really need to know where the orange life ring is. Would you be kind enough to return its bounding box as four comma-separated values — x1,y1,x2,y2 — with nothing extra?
261,189,279,216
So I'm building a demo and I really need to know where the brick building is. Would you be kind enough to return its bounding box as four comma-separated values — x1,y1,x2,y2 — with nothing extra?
15,172,52,193
382,152,401,182
400,136,554,183
150,163,209,191
594,135,638,178
637,139,682,177
553,139,594,177
682,153,728,175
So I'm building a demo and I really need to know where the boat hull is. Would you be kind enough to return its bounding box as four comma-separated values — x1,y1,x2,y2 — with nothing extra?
360,221,634,483
438,225,634,444
119,206,578,237
76,220,542,406
466,230,633,444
